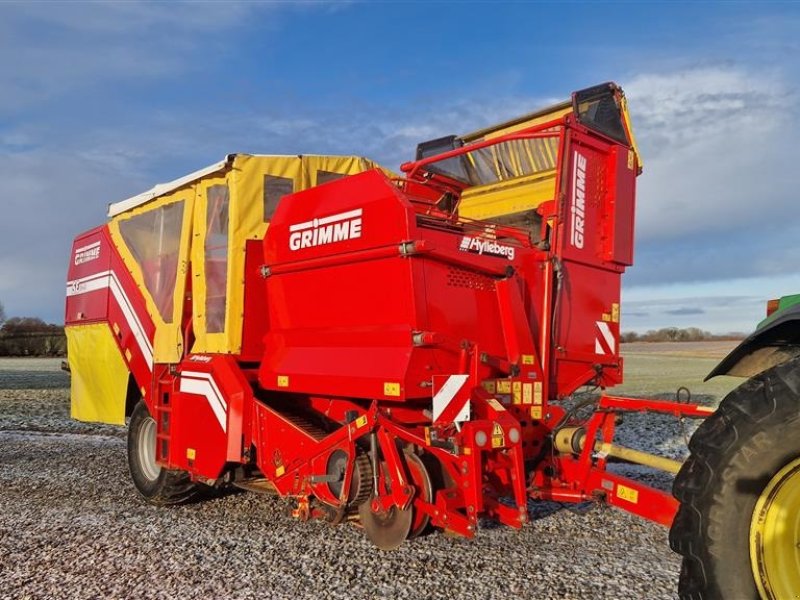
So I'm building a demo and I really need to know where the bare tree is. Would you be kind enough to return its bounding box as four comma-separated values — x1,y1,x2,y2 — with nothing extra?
0,300,5,325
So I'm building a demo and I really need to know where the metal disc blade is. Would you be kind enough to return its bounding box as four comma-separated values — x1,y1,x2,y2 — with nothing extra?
358,502,413,551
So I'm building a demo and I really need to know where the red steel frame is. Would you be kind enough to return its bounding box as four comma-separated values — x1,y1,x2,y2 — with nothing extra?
65,93,713,542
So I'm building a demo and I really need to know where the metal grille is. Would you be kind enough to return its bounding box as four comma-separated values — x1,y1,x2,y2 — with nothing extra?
447,267,495,292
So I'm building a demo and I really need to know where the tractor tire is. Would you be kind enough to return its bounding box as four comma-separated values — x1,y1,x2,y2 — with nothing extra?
127,401,197,505
670,357,800,600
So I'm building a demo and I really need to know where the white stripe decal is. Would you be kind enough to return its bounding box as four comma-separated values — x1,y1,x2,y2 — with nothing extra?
289,208,363,232
597,321,616,354
432,374,470,423
181,371,227,410
595,338,605,355
317,208,362,226
179,377,227,432
75,240,101,254
66,270,153,369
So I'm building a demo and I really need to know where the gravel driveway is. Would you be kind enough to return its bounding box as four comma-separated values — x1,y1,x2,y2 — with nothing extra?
0,358,684,600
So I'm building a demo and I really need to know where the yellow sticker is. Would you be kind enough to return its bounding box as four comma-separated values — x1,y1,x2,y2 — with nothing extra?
602,313,611,322
627,149,635,171
482,380,497,394
522,354,534,365
617,484,639,504
491,423,505,448
383,382,401,397
487,398,506,412
463,447,472,456
355,415,368,428
611,303,620,323
277,375,289,388
523,383,533,405
186,448,196,460
530,406,543,420
497,380,511,394
512,381,522,405
534,382,543,405
275,465,285,477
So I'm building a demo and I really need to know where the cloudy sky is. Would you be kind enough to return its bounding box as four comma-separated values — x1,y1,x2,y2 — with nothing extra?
1,1,798,333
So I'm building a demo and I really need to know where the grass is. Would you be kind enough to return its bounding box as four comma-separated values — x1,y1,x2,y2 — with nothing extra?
616,342,742,406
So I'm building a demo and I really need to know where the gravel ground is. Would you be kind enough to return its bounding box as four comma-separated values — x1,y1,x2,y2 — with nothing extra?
0,354,738,600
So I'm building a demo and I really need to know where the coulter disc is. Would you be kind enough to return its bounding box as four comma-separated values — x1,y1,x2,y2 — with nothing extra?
358,500,413,551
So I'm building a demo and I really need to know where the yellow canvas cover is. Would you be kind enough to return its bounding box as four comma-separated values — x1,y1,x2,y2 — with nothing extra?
106,154,388,360
67,323,130,425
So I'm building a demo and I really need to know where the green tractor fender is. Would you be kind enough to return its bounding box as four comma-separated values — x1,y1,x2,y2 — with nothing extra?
707,301,800,380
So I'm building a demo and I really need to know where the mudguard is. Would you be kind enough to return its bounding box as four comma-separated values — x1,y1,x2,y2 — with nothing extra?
707,304,800,380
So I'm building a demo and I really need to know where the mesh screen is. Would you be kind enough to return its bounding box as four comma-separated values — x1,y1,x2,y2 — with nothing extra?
426,135,559,186
118,201,185,323
316,170,346,186
205,185,229,333
263,175,293,222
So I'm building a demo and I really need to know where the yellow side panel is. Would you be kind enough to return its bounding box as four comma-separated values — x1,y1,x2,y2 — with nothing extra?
620,96,643,170
67,323,130,425
109,191,194,364
459,172,556,221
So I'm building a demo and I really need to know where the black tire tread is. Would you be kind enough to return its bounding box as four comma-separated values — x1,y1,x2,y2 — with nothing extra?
128,401,198,506
670,358,800,600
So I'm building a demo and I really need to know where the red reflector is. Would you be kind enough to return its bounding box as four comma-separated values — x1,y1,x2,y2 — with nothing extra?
766,299,780,317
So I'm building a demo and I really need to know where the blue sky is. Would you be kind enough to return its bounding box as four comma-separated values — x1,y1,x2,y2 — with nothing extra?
1,1,799,333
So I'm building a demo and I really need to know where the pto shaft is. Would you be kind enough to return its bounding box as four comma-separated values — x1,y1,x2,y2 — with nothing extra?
554,427,683,474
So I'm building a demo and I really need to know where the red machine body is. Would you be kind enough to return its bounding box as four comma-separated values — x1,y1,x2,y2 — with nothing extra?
65,83,714,547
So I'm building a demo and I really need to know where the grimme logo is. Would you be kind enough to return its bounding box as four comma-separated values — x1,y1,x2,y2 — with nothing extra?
570,151,587,249
458,236,515,260
289,208,363,251
74,241,101,265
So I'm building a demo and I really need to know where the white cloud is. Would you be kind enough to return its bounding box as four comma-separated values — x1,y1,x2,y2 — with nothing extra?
0,1,281,114
625,66,795,242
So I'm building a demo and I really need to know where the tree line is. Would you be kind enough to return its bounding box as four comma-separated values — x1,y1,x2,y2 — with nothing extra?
620,327,745,343
0,301,66,357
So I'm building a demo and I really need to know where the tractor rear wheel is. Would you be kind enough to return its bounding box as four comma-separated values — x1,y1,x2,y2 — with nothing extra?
127,401,197,505
670,357,800,599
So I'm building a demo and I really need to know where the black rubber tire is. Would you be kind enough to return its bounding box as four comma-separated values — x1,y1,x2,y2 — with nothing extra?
127,401,197,505
670,357,800,599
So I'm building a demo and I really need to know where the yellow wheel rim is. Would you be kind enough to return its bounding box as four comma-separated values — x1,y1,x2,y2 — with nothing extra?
750,456,800,599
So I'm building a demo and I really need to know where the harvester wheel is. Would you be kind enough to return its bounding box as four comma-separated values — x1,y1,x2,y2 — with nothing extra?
128,401,197,506
670,358,800,599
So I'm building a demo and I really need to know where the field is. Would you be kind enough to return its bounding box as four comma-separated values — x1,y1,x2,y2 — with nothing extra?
0,344,742,600
615,341,739,400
